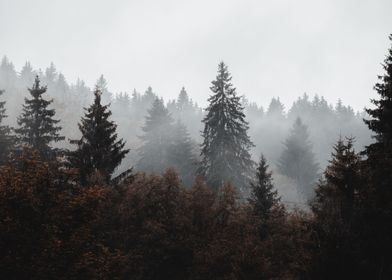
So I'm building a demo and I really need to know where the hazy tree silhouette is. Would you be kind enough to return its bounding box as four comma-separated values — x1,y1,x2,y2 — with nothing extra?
15,76,64,159
278,117,319,200
69,88,129,184
198,62,254,194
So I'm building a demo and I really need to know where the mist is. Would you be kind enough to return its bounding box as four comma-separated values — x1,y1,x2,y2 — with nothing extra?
0,57,372,205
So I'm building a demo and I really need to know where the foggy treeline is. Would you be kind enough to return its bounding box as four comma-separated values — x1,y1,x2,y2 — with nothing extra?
1,30,392,279
0,56,371,204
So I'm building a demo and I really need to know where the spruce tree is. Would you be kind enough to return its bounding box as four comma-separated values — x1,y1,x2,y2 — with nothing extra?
137,98,174,173
0,90,13,164
362,34,392,277
168,120,197,186
312,137,361,222
311,137,362,279
248,154,280,222
69,88,129,184
199,62,254,194
15,76,64,159
278,117,319,200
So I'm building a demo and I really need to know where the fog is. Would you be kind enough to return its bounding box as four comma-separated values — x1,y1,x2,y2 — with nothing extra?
0,58,372,204
1,0,392,111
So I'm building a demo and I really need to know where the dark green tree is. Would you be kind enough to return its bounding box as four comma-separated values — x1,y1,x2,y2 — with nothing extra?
198,62,254,194
15,76,64,159
137,98,174,173
311,137,362,279
248,154,280,223
0,89,13,164
362,34,392,277
168,120,197,186
278,117,319,201
69,88,129,184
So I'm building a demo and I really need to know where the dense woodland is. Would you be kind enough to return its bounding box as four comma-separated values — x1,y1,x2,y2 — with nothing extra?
0,34,391,279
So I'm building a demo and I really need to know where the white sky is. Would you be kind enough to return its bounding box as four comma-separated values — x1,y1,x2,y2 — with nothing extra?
0,0,391,110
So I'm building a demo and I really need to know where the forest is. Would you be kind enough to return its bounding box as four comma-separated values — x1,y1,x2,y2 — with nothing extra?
0,31,392,279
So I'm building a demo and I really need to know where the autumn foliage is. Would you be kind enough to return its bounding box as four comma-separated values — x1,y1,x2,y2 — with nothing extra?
0,151,315,280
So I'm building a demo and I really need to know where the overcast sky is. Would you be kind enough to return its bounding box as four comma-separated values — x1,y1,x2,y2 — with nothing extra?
0,0,391,110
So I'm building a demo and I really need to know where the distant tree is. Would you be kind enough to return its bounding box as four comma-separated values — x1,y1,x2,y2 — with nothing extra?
137,98,174,173
168,120,197,186
0,56,17,86
266,97,285,119
15,76,64,159
361,34,392,278
278,117,319,200
69,88,129,184
0,90,13,164
199,62,254,194
335,99,354,122
96,74,112,104
19,61,35,86
248,155,280,226
167,87,203,141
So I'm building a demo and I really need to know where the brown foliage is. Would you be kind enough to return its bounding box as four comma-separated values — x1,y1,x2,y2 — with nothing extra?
0,155,314,280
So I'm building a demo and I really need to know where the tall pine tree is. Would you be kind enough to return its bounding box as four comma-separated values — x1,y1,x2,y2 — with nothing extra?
278,117,319,201
199,62,254,194
69,88,129,184
0,89,13,164
361,34,392,277
15,76,64,159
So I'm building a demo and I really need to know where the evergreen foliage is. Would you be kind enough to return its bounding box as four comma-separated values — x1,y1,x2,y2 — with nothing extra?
69,88,129,184
0,89,13,164
15,76,64,159
362,34,392,277
248,155,280,224
137,98,174,173
278,117,319,200
311,137,362,279
199,62,254,194
168,120,197,186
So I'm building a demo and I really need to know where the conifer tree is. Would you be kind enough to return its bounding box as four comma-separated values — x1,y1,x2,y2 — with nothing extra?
168,120,197,186
69,88,129,184
0,90,13,164
266,97,285,119
199,62,254,194
248,154,280,222
278,117,319,200
137,98,174,173
362,34,392,277
311,137,362,279
312,137,361,222
15,76,64,159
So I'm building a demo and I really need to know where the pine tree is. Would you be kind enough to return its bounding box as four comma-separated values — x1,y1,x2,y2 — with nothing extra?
69,88,129,184
311,137,362,279
137,98,174,173
266,97,285,119
312,137,361,222
0,90,13,164
19,61,35,86
15,76,64,159
278,117,319,200
199,62,254,194
248,154,280,222
168,120,197,186
96,74,112,104
362,34,392,277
